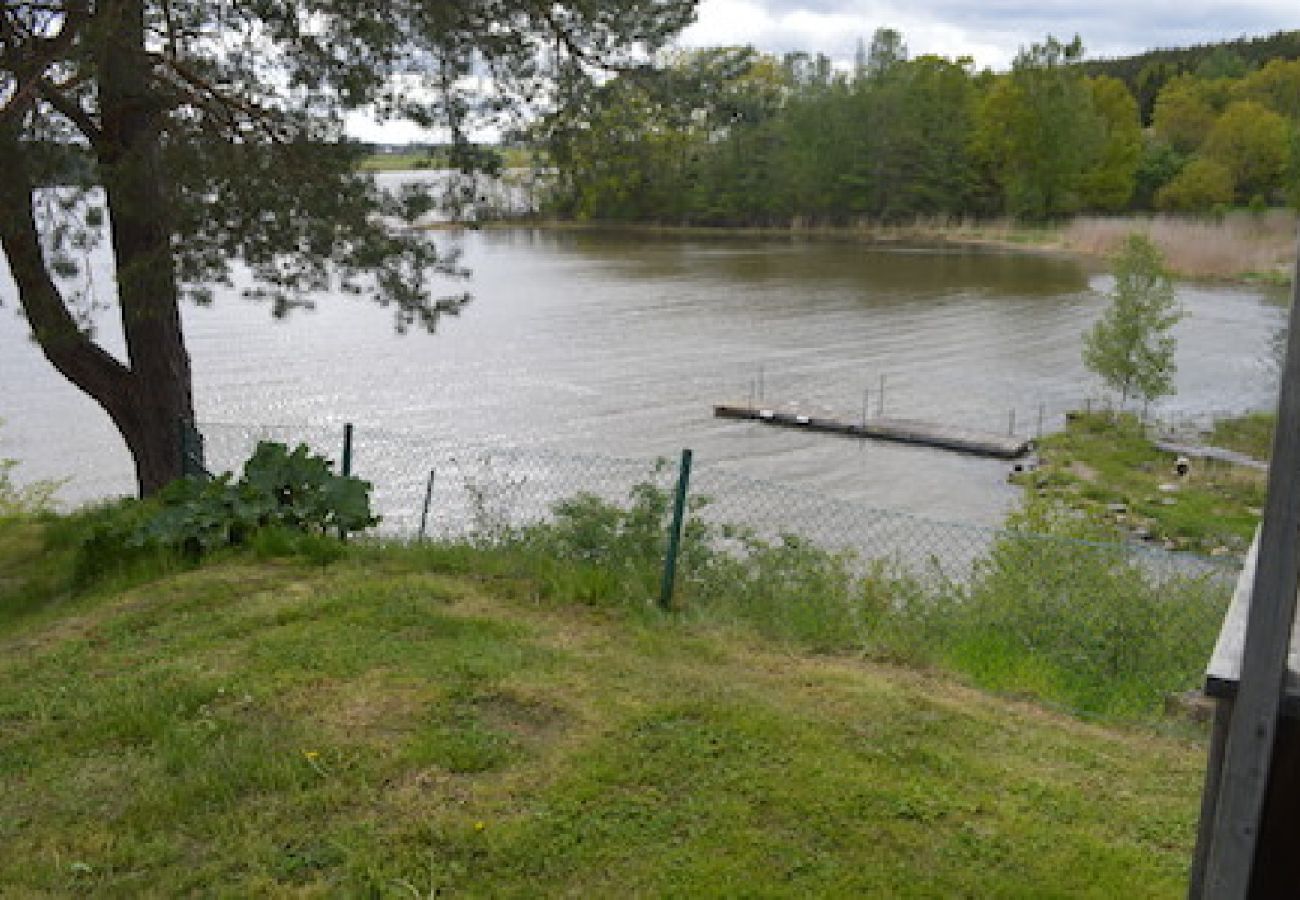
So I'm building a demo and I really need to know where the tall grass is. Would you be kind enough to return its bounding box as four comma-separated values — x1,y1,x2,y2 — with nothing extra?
1064,211,1298,279
438,477,1228,722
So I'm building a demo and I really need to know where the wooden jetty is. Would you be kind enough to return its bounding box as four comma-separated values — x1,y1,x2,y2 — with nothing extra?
1153,439,1268,472
713,404,1031,459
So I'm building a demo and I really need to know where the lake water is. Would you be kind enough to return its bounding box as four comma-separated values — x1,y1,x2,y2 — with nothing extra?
0,219,1286,527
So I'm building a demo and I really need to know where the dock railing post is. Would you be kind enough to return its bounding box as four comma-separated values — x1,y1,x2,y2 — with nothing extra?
658,449,693,612
1008,409,1016,437
758,366,765,404
878,375,885,417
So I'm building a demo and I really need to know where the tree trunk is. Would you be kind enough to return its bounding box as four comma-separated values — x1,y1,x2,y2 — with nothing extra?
0,0,195,498
95,0,195,497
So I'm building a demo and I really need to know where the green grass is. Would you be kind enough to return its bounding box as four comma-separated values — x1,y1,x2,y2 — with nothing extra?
0,523,1210,896
1208,411,1275,461
1026,411,1264,554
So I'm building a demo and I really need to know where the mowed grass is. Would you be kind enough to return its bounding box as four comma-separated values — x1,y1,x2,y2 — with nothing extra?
0,527,1207,896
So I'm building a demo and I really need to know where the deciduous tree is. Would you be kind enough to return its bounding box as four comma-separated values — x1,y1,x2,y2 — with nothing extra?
1083,234,1182,405
0,0,695,495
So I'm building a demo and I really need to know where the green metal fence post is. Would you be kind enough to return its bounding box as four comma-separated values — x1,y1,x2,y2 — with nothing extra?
338,423,355,542
341,422,354,477
659,448,693,611
177,417,207,480
418,468,436,542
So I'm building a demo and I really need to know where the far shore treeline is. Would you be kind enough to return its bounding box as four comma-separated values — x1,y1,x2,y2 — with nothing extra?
529,30,1300,225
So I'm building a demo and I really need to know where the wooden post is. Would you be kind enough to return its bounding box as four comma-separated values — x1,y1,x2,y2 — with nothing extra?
1189,697,1233,898
1202,231,1300,897
878,374,886,417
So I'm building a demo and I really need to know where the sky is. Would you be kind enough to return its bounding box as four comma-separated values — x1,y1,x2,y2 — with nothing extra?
679,0,1298,69
354,1,1297,143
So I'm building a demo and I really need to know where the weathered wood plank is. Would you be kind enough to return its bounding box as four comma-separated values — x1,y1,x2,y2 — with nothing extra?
1202,231,1300,898
1204,532,1300,714
1153,440,1267,472
713,404,1031,459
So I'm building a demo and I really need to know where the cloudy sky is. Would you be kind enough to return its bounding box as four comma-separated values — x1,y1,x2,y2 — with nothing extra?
355,2,1295,142
680,0,1297,69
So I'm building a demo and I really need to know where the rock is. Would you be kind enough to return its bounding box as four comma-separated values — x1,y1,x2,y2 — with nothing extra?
1132,526,1152,540
1106,502,1128,514
1165,690,1216,725
1210,546,1232,557
1160,497,1178,506
1158,482,1179,493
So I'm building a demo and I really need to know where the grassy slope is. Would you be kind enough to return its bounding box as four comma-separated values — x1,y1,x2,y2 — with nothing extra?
0,526,1206,896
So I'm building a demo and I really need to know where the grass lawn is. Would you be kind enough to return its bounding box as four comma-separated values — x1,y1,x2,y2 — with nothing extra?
1025,412,1264,554
0,522,1209,896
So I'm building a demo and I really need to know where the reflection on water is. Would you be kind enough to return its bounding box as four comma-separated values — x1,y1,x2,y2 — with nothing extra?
0,227,1285,526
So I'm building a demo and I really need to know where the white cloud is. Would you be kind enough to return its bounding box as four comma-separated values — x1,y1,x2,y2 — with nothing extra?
679,0,1300,69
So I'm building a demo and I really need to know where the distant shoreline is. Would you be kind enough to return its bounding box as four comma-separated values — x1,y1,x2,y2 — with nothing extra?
439,215,1296,286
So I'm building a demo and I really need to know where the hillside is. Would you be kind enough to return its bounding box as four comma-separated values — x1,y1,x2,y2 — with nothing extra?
1082,29,1300,85
0,521,1210,895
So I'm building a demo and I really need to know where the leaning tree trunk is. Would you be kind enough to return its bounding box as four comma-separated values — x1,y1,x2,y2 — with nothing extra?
95,0,195,496
0,0,194,498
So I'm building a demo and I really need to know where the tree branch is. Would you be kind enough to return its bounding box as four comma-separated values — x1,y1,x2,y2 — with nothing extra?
0,122,131,412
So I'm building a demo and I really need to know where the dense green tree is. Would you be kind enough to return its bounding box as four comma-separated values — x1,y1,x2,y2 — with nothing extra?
1202,100,1292,201
1076,76,1142,210
1151,75,1218,153
1133,60,1181,125
1195,47,1252,80
865,28,907,79
976,36,1101,218
1131,138,1188,209
1,0,696,495
1234,58,1300,119
1083,235,1182,405
1154,158,1235,211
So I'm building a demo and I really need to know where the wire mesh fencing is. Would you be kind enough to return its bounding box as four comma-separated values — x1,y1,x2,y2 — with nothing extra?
196,420,1240,718
197,420,1237,578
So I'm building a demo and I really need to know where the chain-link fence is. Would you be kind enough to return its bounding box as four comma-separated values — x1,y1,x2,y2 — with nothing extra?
197,420,1238,718
197,419,1236,583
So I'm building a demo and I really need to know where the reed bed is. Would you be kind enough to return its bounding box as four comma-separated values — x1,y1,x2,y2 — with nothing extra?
1064,212,1298,279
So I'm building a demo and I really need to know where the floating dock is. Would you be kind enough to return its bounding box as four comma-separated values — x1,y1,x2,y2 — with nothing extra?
713,404,1031,459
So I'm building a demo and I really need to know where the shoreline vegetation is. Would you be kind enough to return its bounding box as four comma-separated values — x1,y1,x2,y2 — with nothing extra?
1018,410,1271,556
410,203,1297,285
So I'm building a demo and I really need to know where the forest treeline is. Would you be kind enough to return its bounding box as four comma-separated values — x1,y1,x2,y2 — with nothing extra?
533,31,1300,226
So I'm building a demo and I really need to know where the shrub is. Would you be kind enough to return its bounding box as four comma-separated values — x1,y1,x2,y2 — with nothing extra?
138,442,377,554
52,442,376,590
